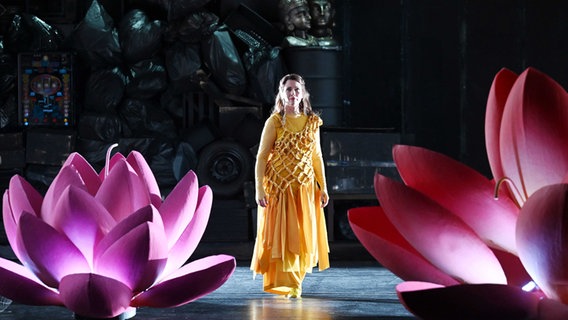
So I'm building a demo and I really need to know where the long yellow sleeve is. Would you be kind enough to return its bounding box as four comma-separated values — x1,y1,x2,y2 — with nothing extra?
255,116,277,201
312,127,328,195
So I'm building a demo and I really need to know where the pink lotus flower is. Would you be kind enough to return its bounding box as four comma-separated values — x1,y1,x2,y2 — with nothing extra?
1,148,236,319
349,68,568,319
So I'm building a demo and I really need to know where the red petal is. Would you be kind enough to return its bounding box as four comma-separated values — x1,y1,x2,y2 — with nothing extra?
376,174,507,284
538,298,568,319
348,206,458,286
131,255,235,308
485,68,518,182
393,145,519,254
516,183,568,303
396,281,540,320
59,273,132,319
491,248,532,287
500,68,568,202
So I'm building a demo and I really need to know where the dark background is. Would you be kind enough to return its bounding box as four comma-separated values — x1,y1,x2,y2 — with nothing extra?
1,0,568,246
209,0,568,177
7,0,567,177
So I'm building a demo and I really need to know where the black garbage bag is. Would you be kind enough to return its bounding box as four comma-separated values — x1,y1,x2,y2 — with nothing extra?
164,10,218,44
84,67,127,112
75,138,116,172
0,51,16,97
0,94,18,130
201,27,247,96
117,137,177,188
118,9,164,65
78,111,124,142
244,47,286,104
164,0,212,21
172,141,198,181
118,98,150,137
131,0,211,21
164,41,201,93
71,0,122,70
148,139,177,188
160,86,185,126
125,58,168,99
4,13,65,53
24,164,61,194
145,105,178,141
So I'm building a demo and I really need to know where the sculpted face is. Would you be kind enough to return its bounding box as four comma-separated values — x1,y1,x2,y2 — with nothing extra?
309,0,332,27
288,5,311,31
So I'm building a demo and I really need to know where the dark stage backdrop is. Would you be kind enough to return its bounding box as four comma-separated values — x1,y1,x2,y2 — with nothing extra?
9,0,568,178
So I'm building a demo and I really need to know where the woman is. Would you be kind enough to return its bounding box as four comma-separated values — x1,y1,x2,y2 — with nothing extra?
250,73,330,298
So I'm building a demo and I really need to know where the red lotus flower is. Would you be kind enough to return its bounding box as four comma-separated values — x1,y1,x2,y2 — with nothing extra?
1,148,236,319
349,68,568,319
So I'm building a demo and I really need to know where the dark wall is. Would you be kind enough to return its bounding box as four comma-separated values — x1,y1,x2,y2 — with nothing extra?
7,0,568,178
343,0,568,176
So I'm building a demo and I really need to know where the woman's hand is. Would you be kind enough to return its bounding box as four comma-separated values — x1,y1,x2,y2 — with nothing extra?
257,196,269,207
320,191,329,208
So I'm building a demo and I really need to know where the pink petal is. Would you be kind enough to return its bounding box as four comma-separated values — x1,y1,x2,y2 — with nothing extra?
126,151,162,208
59,273,132,319
500,68,568,202
95,210,168,292
95,160,151,222
396,281,540,320
348,206,459,286
42,165,89,226
162,186,213,275
131,254,236,308
0,258,62,305
3,193,22,260
6,175,42,217
393,145,519,254
101,152,126,180
51,186,116,265
160,170,199,249
61,152,102,195
95,205,164,259
376,174,507,284
18,213,90,288
3,176,42,255
485,68,518,183
516,183,568,303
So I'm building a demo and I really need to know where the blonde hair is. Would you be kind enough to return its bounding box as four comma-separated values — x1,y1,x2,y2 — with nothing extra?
272,74,315,121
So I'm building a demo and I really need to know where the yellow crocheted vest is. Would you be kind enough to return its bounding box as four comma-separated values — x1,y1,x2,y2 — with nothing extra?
264,114,319,195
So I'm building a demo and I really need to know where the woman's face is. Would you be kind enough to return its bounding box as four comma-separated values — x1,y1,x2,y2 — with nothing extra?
281,79,304,107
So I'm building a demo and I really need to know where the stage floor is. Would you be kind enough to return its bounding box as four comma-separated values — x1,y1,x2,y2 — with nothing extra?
0,261,415,320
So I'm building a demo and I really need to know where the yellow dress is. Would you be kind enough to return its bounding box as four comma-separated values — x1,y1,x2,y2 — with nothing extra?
251,113,330,295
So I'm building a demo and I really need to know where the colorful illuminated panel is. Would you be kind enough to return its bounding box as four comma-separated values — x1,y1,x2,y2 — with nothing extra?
18,52,73,127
